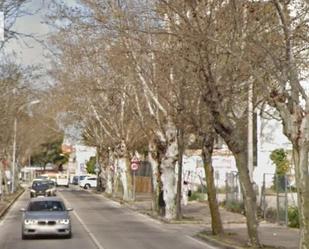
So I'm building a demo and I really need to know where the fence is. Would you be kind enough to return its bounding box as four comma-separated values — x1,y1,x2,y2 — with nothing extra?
225,171,242,204
260,173,297,225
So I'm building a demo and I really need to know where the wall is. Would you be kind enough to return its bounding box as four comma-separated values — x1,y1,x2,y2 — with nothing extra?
254,113,292,191
74,145,96,176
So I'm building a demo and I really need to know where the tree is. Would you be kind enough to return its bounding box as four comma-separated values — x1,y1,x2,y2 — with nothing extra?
86,156,96,174
31,139,68,169
247,1,309,247
1,0,35,48
270,149,290,192
157,1,262,246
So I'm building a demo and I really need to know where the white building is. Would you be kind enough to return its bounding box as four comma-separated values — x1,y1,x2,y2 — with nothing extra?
182,149,237,190
182,112,292,192
254,113,292,189
71,144,97,176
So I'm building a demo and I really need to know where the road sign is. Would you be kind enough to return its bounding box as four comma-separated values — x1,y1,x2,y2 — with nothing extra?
131,163,139,171
131,156,140,171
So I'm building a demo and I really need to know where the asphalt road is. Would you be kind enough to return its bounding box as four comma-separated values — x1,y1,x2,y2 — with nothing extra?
0,187,217,249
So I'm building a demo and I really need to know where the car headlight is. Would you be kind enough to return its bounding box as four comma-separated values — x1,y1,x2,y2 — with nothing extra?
57,219,70,224
24,219,38,225
30,189,36,193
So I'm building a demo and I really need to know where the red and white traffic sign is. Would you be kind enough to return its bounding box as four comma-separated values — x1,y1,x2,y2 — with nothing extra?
131,163,139,171
131,156,140,171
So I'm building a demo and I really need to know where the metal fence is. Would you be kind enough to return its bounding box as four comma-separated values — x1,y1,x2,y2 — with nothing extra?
225,171,242,204
260,173,297,225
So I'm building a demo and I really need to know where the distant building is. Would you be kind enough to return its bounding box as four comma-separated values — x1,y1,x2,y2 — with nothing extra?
181,148,237,190
74,144,96,176
182,111,292,193
62,143,96,181
254,113,292,189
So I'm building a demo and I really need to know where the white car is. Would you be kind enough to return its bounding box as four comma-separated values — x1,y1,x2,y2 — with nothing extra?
79,176,97,189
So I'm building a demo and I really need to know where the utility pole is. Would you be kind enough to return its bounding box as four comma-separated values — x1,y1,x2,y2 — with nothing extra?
11,100,40,193
11,117,17,193
248,81,254,182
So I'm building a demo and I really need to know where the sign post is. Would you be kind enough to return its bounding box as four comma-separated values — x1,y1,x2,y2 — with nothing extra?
131,156,140,201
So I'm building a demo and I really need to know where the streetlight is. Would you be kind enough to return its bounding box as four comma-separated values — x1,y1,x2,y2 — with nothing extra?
11,100,40,193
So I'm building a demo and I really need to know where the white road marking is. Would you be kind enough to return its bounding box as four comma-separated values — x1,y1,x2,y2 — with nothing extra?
186,235,220,249
58,192,106,249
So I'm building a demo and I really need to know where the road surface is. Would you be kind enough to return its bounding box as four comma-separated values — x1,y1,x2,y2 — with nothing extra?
0,187,218,249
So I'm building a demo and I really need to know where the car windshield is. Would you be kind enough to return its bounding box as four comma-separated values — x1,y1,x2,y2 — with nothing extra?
32,181,50,190
28,201,65,212
48,181,56,187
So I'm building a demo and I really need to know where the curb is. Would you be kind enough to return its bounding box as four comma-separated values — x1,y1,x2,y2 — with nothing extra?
0,188,25,219
196,233,245,249
99,193,244,226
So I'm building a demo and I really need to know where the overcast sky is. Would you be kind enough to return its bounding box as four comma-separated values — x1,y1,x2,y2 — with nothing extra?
5,0,78,67
5,0,52,66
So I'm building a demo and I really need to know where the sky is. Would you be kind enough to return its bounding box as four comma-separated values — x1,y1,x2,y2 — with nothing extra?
3,0,83,142
4,0,78,67
5,0,52,66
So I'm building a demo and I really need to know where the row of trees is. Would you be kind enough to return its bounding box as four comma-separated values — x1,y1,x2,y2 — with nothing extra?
47,1,309,248
0,55,64,193
0,0,64,197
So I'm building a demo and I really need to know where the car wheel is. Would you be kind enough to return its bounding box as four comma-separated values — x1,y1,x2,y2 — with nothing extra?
84,184,90,189
22,233,29,240
66,231,72,239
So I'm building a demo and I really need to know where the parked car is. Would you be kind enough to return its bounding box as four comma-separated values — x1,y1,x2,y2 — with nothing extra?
72,175,89,185
56,174,69,187
79,176,97,189
30,179,55,198
47,180,57,196
20,196,73,239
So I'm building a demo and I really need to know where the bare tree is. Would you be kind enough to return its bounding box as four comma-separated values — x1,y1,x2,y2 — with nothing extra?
244,1,309,248
0,0,33,48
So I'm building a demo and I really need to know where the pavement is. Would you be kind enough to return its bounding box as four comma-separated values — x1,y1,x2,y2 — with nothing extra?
105,192,299,249
0,188,25,219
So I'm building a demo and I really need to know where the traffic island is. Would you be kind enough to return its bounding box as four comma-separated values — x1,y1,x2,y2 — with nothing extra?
0,187,25,219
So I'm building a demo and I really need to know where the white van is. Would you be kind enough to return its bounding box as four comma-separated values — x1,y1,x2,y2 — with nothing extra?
56,174,69,187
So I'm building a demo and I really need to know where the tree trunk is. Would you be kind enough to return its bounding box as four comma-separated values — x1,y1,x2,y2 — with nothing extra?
201,133,224,235
0,161,3,200
0,165,8,195
148,141,160,214
112,154,119,198
113,141,133,201
117,157,132,201
160,120,178,220
106,148,114,194
234,152,260,248
293,146,309,249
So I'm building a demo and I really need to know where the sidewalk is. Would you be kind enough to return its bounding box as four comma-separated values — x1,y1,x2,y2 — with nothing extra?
108,192,299,249
0,188,25,219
